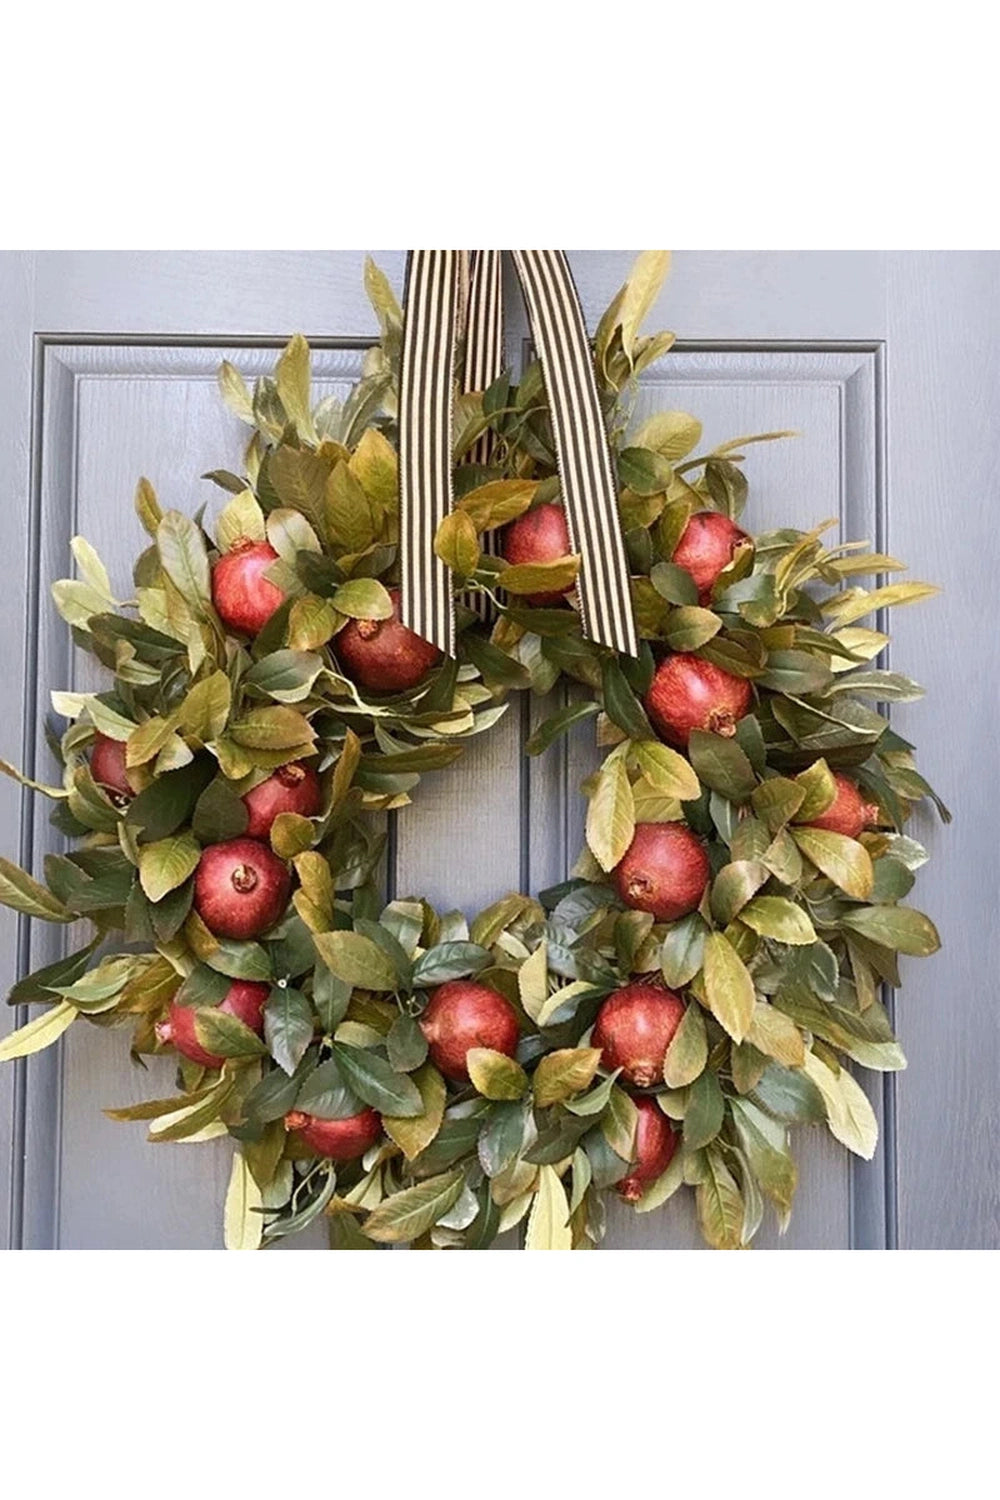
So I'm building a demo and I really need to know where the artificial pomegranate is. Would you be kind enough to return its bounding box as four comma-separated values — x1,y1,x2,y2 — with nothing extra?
614,821,709,922
804,771,879,839
193,837,291,940
155,980,269,1070
501,503,573,605
592,981,686,1089
335,588,441,693
284,1108,382,1162
618,1096,679,1202
211,540,285,635
90,732,132,800
242,762,322,840
645,652,752,746
673,511,750,602
419,980,520,1084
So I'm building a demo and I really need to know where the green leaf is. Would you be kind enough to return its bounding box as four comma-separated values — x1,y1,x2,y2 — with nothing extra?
586,752,635,872
840,904,940,956
684,1069,725,1149
192,1007,267,1059
525,698,600,757
216,489,266,552
230,706,316,751
751,776,806,832
602,658,653,740
156,511,210,608
313,930,400,992
740,897,817,946
363,1170,465,1244
618,446,674,495
138,834,200,903
295,1056,363,1119
791,827,874,900
0,858,74,923
663,1002,708,1088
631,740,700,799
264,985,314,1074
501,556,580,596
751,1063,827,1123
602,1085,639,1161
244,651,323,704
179,673,231,745
0,1000,77,1060
533,1047,603,1108
386,1013,429,1072
696,1148,744,1249
525,1164,572,1250
688,731,757,801
731,1098,797,1218
660,912,708,989
332,1040,422,1116
821,580,939,627
802,1050,878,1159
746,1003,805,1068
793,759,837,822
662,606,722,651
710,860,769,926
411,942,491,988
330,578,393,620
467,1047,528,1101
382,1063,447,1160
702,931,755,1043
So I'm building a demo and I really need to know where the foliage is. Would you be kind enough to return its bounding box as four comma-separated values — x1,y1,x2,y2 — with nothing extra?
0,254,946,1251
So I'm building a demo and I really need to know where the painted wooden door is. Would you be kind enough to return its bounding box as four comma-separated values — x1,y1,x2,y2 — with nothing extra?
1,252,996,1250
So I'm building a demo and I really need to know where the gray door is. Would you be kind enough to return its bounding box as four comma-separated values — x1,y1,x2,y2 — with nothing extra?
1,251,996,1249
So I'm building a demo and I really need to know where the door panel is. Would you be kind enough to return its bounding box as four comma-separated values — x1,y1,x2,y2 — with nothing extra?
2,251,995,1249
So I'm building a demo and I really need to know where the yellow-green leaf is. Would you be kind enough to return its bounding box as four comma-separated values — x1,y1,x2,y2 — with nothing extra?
216,488,266,551
434,510,481,578
348,428,398,508
739,897,817,946
702,931,755,1043
525,1164,572,1251
517,941,548,1023
802,1050,878,1159
586,752,635,872
457,479,537,532
382,1063,447,1161
501,555,580,596
663,1002,708,1087
746,1002,805,1067
791,827,874,900
467,1047,528,1101
793,758,836,822
312,930,399,991
178,670,231,742
840,904,940,956
821,581,939,627
275,333,317,443
224,1149,263,1251
139,834,201,903
0,858,74,923
696,1148,745,1249
363,1169,465,1244
0,1001,77,1061
533,1048,602,1108
631,740,700,800
633,410,702,460
230,707,316,751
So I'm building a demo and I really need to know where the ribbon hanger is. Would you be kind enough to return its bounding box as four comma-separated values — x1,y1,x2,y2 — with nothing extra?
398,249,638,660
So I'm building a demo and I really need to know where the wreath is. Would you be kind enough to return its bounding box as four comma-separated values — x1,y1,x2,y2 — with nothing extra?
0,252,947,1251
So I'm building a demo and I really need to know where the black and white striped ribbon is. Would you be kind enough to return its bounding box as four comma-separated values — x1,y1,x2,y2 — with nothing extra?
399,249,638,660
460,251,504,622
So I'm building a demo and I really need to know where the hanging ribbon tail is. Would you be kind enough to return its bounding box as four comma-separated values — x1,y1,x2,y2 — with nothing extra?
461,250,505,624
510,251,639,659
399,249,462,657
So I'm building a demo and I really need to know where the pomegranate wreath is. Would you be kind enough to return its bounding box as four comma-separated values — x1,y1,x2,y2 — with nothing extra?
0,252,947,1250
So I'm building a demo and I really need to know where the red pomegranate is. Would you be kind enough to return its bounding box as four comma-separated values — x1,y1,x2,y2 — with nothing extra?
645,652,752,746
90,732,132,800
419,981,520,1084
592,982,686,1089
242,762,322,840
284,1108,382,1162
211,540,285,635
155,980,269,1069
193,837,291,939
335,588,441,693
501,503,573,605
614,822,709,922
673,511,750,601
805,772,879,839
618,1096,679,1202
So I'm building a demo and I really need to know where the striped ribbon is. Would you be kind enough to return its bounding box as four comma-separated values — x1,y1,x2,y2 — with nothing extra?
399,249,638,660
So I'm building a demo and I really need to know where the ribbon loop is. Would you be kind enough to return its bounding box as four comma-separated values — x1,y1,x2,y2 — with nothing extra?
399,249,638,660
